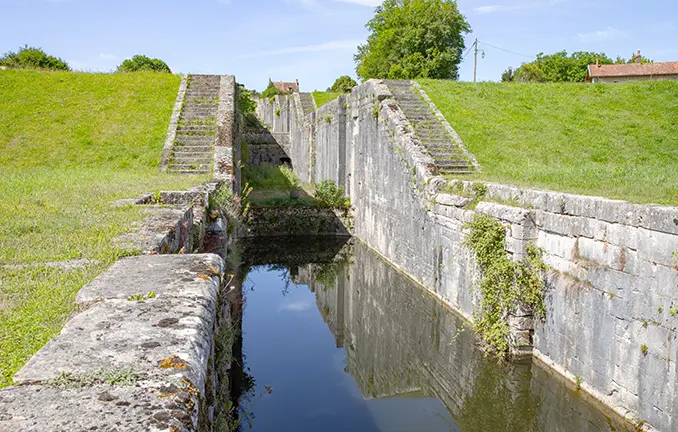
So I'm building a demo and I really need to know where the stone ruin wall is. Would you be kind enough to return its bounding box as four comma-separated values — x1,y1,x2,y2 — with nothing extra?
256,80,678,432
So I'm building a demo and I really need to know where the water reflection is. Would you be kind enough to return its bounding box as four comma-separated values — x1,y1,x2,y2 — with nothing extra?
233,238,632,432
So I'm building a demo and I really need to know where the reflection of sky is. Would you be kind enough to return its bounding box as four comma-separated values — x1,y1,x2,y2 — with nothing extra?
242,267,456,432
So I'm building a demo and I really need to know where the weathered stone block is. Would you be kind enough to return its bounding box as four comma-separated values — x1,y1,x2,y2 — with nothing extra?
434,193,470,208
0,383,199,432
76,254,223,306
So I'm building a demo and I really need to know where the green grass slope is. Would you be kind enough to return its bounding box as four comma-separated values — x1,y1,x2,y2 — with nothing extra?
0,70,206,387
418,80,678,205
312,91,342,108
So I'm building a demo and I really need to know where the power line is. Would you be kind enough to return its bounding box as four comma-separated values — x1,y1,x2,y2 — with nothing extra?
461,44,474,60
478,40,533,59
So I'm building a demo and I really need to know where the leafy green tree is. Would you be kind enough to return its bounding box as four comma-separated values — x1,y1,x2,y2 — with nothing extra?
355,0,471,80
328,75,358,93
0,45,70,71
261,79,286,100
512,51,613,82
116,55,171,73
501,67,515,82
615,53,653,64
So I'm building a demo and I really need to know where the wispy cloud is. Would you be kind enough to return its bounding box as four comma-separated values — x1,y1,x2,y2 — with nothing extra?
240,39,360,59
576,26,627,42
99,53,118,61
278,302,312,312
474,0,566,14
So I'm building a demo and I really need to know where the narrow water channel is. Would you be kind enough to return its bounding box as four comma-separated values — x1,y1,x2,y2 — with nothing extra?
229,237,633,432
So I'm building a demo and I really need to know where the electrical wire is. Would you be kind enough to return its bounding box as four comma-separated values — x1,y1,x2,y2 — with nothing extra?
461,43,475,60
478,40,533,58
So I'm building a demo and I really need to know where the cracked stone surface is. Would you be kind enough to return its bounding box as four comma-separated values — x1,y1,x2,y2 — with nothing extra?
3,254,224,432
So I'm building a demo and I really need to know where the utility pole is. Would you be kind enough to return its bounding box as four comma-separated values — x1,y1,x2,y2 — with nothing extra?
473,38,478,83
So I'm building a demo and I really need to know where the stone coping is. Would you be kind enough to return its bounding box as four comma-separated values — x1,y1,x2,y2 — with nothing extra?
2,254,225,432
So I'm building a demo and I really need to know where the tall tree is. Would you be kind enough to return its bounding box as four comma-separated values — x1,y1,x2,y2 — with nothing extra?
0,46,70,71
355,0,471,80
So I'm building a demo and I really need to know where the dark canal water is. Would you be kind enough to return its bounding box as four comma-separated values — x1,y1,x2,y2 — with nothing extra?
230,237,633,432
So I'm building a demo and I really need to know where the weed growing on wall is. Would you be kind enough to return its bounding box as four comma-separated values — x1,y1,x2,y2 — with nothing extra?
463,214,547,355
314,180,350,209
211,184,253,229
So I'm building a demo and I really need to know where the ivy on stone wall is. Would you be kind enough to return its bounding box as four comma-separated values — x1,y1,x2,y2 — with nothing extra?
463,214,547,355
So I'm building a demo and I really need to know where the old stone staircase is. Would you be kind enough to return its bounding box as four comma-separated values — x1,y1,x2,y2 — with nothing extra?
299,92,316,115
167,75,220,174
385,80,475,175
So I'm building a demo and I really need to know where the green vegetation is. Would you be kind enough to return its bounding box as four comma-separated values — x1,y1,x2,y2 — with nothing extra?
355,0,470,80
502,51,613,83
419,79,678,205
503,50,653,83
312,91,342,108
0,69,206,387
261,80,287,101
0,45,70,71
314,180,350,209
243,164,298,190
116,55,171,73
328,75,358,93
463,215,547,355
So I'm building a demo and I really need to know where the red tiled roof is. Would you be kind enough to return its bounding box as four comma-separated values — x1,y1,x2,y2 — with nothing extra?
587,62,678,78
273,81,299,93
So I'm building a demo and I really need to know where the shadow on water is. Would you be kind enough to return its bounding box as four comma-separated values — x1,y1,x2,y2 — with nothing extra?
221,236,636,432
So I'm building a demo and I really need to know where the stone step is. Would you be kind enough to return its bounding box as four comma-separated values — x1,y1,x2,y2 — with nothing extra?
170,156,213,164
429,150,466,158
168,163,212,171
435,160,472,169
174,137,215,145
180,108,218,114
171,145,214,153
179,119,217,126
176,126,217,135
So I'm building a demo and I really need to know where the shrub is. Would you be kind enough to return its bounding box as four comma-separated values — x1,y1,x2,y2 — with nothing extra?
116,55,171,73
314,180,350,209
261,80,286,101
328,75,358,93
0,45,70,71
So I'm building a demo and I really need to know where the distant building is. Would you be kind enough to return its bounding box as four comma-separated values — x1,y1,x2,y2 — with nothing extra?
273,80,300,93
587,56,678,83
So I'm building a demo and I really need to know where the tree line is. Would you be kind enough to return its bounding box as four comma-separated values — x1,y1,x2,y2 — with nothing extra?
0,45,172,73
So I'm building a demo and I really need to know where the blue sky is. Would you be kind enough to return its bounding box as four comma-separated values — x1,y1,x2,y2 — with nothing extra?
1,0,676,91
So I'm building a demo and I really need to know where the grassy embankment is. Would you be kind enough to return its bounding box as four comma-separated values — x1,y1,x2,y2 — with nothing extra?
418,80,678,205
312,91,342,109
0,70,207,387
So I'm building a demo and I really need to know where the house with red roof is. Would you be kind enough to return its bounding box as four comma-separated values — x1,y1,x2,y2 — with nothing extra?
586,60,678,83
273,80,300,94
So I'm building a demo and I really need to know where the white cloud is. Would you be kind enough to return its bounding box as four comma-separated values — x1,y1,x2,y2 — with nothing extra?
576,26,627,42
474,0,566,14
240,39,360,59
278,302,312,312
99,53,118,61
475,5,510,13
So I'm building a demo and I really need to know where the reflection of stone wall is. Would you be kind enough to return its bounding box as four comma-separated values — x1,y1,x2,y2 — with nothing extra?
319,242,634,432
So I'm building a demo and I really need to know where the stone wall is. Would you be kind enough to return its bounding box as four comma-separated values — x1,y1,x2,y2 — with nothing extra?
256,80,678,431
